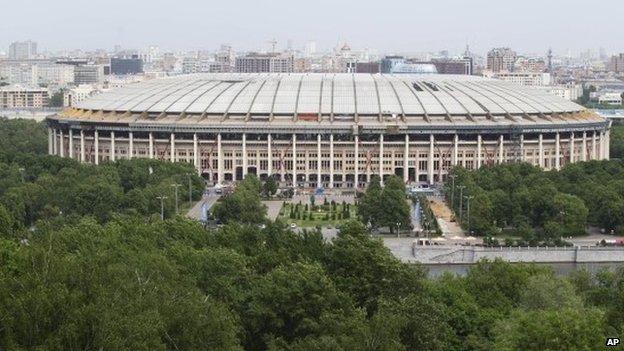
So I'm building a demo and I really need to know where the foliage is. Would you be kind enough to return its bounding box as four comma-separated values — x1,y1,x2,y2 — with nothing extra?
263,176,278,197
0,119,623,349
213,175,267,224
358,175,411,233
447,161,624,236
611,124,624,160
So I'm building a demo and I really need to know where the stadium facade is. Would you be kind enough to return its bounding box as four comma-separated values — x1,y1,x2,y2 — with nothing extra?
46,73,610,188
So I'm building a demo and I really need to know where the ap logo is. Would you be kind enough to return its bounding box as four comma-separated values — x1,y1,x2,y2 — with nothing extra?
606,338,620,347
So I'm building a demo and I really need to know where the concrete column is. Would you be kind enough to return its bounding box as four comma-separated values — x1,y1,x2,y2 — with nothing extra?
354,135,359,188
59,130,64,157
48,127,54,155
129,132,134,159
605,130,611,160
582,131,587,162
428,134,434,185
452,134,459,166
292,134,297,186
149,132,154,159
242,133,247,179
52,128,57,155
379,134,384,184
317,134,322,188
110,131,116,162
519,133,525,162
476,134,482,168
498,134,504,164
193,133,200,173
403,134,409,184
170,133,175,162
555,133,560,170
592,131,597,160
80,130,85,163
569,132,575,163
329,134,334,188
267,134,272,177
599,131,605,160
538,133,544,168
217,133,223,184
94,130,99,165
68,129,74,159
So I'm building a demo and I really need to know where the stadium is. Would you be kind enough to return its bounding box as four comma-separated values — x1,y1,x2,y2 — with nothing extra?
46,73,611,188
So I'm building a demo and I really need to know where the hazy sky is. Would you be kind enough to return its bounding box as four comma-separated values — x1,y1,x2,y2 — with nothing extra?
2,0,622,55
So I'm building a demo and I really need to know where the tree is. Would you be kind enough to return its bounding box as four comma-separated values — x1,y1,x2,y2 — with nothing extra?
377,175,411,233
358,175,382,227
553,193,588,236
263,176,278,197
49,90,65,107
492,308,605,351
377,294,458,351
0,204,13,238
213,187,266,224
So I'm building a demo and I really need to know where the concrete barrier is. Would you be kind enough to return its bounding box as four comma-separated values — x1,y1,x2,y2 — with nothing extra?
412,245,624,264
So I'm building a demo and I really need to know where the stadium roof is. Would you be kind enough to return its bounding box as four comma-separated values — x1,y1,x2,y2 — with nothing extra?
76,73,583,117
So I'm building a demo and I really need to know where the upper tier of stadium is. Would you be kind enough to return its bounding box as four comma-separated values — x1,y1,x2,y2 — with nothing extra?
72,73,584,120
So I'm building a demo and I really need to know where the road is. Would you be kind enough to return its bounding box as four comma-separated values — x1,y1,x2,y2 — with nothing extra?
411,201,422,232
186,190,221,220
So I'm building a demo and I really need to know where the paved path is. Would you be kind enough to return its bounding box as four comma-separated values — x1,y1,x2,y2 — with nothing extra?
411,201,422,232
427,196,465,239
186,191,221,220
263,201,284,221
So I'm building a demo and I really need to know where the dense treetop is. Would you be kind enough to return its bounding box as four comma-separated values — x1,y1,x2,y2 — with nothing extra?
447,160,624,241
0,118,622,350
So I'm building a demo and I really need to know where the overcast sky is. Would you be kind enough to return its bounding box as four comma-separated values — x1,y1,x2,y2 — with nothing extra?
2,0,622,56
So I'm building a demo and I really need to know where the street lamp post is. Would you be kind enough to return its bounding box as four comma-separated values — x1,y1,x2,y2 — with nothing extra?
171,183,181,214
449,174,456,210
156,195,168,220
186,173,193,206
457,185,465,224
465,195,474,233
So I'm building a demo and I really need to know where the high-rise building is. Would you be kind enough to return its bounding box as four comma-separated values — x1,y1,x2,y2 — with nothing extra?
610,54,624,73
9,40,37,60
235,53,294,73
110,56,144,75
486,47,517,72
305,41,317,57
74,65,105,85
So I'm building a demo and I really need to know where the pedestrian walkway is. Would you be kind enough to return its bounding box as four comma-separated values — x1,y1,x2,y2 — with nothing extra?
427,196,464,238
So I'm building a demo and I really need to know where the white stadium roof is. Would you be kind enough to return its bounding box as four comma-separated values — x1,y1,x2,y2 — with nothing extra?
77,73,583,117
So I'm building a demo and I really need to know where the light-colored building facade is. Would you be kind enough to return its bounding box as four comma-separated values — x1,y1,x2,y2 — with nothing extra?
490,72,551,86
63,85,101,107
235,53,294,73
537,84,582,101
0,60,74,86
9,41,37,60
1,85,49,108
46,74,610,187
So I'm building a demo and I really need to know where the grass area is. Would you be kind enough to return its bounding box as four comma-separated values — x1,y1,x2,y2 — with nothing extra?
278,202,358,228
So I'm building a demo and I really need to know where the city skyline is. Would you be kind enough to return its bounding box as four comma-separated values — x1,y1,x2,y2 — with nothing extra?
2,0,623,55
